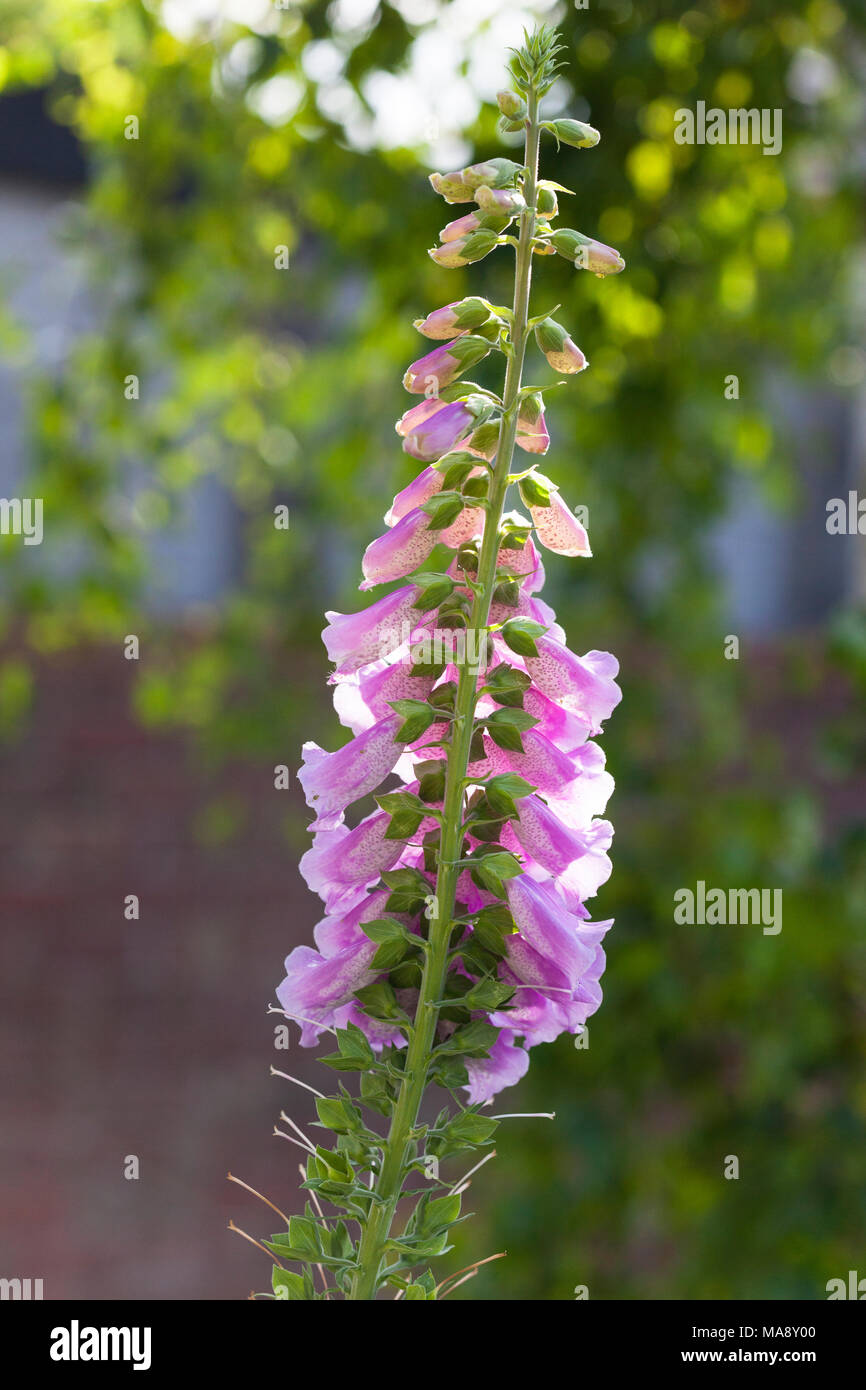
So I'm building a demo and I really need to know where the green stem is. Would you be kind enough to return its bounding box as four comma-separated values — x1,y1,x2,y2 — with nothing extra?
348,92,541,1301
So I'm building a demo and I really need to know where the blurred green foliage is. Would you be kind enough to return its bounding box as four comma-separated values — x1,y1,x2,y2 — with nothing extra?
1,0,864,1297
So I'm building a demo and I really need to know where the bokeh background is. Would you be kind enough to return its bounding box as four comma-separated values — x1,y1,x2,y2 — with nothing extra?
1,0,864,1300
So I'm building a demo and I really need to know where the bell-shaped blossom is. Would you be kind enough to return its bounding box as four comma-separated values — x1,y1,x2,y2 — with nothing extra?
333,658,436,734
299,810,405,913
384,465,443,526
402,396,493,462
508,796,613,901
361,503,483,589
402,336,491,395
297,713,404,825
549,227,625,276
277,941,380,1046
524,639,621,732
323,585,434,677
530,491,591,556
465,1030,530,1105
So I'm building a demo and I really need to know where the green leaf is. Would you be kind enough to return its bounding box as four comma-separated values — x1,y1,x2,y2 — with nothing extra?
439,1018,499,1057
288,1215,321,1256
272,1267,309,1300
360,917,414,969
315,1095,361,1134
462,976,516,1011
492,578,520,606
437,453,478,490
376,791,427,816
360,1069,394,1117
462,474,489,500
321,1022,375,1071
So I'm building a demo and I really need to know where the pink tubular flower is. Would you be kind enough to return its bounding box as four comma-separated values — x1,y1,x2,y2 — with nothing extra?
383,465,443,526
297,713,405,825
440,211,483,242
530,490,592,557
413,296,494,339
428,230,499,268
402,335,491,395
465,1030,530,1105
396,397,445,438
333,662,437,735
322,585,432,676
300,813,404,913
549,227,625,276
524,639,622,733
402,396,493,462
360,503,482,589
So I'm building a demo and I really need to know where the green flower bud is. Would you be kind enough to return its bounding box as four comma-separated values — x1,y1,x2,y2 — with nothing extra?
534,318,587,374
535,182,559,219
543,118,600,149
497,90,527,121
428,229,500,269
549,228,625,276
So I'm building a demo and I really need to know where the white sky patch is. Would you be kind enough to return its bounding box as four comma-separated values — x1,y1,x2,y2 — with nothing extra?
160,0,280,41
247,73,306,126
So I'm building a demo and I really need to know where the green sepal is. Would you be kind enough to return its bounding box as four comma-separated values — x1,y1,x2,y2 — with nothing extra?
518,472,553,508
484,771,536,815
379,865,433,915
500,615,548,657
315,1095,363,1134
411,571,456,610
354,981,404,1021
469,847,523,897
483,662,531,708
389,698,437,744
421,490,465,531
471,902,517,958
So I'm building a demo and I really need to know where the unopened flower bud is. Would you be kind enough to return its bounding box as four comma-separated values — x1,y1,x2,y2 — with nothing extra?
440,211,483,243
515,393,550,455
403,394,495,462
534,318,588,374
544,118,600,149
429,157,523,204
475,185,525,216
497,90,526,121
414,296,494,340
535,182,559,219
549,228,625,276
428,228,499,268
402,335,492,395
